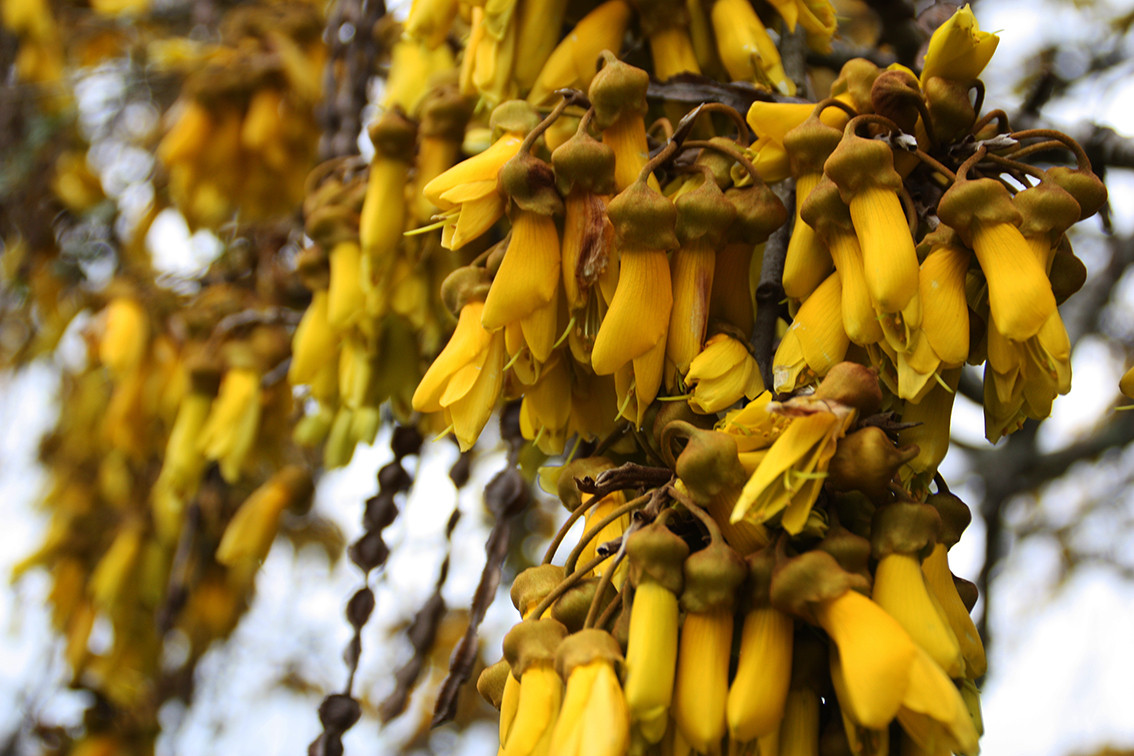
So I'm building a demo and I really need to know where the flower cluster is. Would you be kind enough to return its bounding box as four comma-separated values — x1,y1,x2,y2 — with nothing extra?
283,2,1104,753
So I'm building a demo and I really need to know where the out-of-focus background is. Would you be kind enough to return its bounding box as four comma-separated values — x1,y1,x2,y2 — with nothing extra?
3,0,1134,754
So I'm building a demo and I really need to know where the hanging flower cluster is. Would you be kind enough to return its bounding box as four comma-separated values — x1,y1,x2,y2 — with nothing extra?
331,2,1105,753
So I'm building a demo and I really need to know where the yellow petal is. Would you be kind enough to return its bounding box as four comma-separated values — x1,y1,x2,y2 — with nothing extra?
849,187,918,314
592,248,672,375
971,220,1056,342
920,4,998,84
817,591,916,729
919,244,971,365
728,607,793,741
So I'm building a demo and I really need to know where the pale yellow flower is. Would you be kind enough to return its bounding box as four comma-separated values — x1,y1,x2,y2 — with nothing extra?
685,333,764,414
422,133,523,249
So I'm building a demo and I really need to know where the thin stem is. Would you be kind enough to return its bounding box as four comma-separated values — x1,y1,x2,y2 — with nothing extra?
520,92,576,153
1011,129,1092,171
583,543,629,628
529,551,615,620
1004,139,1068,162
697,102,752,147
564,492,651,573
982,152,1046,182
543,489,611,564
956,145,987,182
813,97,858,121
682,139,761,185
972,108,1009,135
914,149,957,182
593,587,625,630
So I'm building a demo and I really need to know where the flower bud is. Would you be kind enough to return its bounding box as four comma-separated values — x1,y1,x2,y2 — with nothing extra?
477,658,511,708
606,179,680,250
924,490,972,548
556,627,623,677
589,53,649,130
770,549,869,624
1045,165,1108,221
870,69,924,135
440,265,492,316
511,564,567,618
675,173,736,246
823,130,904,200
724,182,788,243
500,150,563,216
502,617,568,677
923,76,977,144
368,109,418,161
1050,239,1087,304
680,537,746,614
784,112,844,177
551,577,619,633
489,100,541,142
870,500,942,560
1015,177,1081,248
812,362,883,416
827,426,919,504
829,58,880,114
627,518,690,594
418,82,474,142
551,122,617,196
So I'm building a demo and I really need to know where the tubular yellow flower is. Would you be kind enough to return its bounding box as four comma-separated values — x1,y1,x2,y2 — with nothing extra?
623,580,680,743
897,368,960,486
782,171,833,301
666,236,715,378
422,133,524,249
412,300,506,450
972,220,1057,342
519,355,572,454
550,630,630,756
673,609,733,753
592,246,672,374
918,240,971,368
728,606,793,742
288,290,339,386
482,210,562,331
685,333,764,414
919,4,999,85
711,0,794,95
216,466,312,570
1121,365,1134,400
501,618,568,756
849,186,918,314
767,0,837,49
326,240,365,331
872,553,964,678
746,101,850,183
773,271,850,394
403,0,459,48
526,0,632,107
816,590,917,728
922,543,986,679
779,687,821,756
384,38,456,113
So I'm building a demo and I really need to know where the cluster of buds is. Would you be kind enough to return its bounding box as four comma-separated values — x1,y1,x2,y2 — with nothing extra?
481,365,984,755
155,4,326,228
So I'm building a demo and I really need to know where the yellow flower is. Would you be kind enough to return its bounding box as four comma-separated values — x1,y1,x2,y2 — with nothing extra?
482,209,562,342
412,300,506,450
922,543,986,679
501,619,567,756
673,609,733,753
549,631,630,756
519,354,572,454
818,590,978,754
623,580,680,742
773,271,850,394
872,553,964,678
99,296,149,376
711,0,794,95
919,4,999,85
766,0,837,51
685,333,764,414
216,466,312,571
728,605,793,742
527,0,633,107
422,133,523,249
732,394,855,534
198,366,262,483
